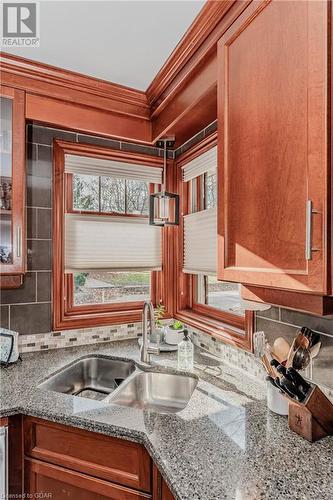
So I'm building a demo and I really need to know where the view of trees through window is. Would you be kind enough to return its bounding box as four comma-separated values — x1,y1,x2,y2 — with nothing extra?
73,174,149,215
72,173,151,305
204,171,217,209
74,271,150,305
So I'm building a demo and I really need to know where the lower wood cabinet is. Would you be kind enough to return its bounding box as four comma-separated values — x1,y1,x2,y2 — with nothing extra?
161,480,174,500
25,458,151,500
24,416,151,493
21,417,174,500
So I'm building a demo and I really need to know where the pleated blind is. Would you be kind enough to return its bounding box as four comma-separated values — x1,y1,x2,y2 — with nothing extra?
183,207,217,275
65,213,162,273
65,154,163,184
182,146,217,182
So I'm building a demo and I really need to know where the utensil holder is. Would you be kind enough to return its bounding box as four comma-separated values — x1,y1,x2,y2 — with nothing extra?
267,381,288,416
288,384,333,442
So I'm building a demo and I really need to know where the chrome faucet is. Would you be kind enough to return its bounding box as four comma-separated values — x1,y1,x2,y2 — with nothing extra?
141,301,160,364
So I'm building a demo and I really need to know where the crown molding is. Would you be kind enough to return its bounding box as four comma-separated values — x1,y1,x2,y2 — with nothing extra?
146,1,237,113
0,1,249,144
0,52,150,120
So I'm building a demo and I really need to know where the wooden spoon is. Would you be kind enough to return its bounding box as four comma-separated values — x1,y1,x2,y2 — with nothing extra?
271,337,291,363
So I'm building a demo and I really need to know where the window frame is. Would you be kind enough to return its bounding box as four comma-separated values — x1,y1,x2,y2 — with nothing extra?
174,133,254,351
53,140,169,330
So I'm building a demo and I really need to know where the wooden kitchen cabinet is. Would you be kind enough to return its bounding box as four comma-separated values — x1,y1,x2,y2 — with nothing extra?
0,85,26,288
217,0,332,313
23,417,175,500
161,479,174,500
24,417,152,493
25,459,151,500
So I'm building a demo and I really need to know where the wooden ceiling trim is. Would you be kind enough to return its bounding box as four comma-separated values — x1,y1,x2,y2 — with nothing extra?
146,1,234,108
0,52,150,120
147,0,251,120
25,94,152,143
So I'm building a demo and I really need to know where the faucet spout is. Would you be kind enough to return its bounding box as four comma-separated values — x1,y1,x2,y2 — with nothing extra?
141,301,160,364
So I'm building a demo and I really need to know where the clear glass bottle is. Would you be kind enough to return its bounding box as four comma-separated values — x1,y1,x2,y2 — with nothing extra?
177,329,194,371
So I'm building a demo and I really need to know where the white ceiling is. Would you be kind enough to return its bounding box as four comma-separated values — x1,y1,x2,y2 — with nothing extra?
5,0,205,90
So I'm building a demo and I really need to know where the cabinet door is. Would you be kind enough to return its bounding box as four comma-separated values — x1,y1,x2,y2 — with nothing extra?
161,479,174,500
24,416,152,493
0,86,25,279
25,459,151,500
217,0,328,293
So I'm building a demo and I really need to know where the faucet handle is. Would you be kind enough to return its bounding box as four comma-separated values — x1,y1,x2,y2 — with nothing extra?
147,344,160,356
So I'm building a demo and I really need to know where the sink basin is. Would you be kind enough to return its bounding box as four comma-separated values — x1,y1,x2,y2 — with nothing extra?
38,356,135,400
110,371,198,413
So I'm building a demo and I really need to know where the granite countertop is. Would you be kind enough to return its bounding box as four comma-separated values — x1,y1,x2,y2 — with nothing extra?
1,339,333,499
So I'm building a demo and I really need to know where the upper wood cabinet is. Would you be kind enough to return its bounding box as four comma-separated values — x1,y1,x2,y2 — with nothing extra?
0,85,26,288
217,1,330,298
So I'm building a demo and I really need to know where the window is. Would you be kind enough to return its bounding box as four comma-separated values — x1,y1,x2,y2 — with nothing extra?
188,167,244,318
72,174,149,215
53,141,166,330
175,136,253,350
195,276,243,317
73,271,151,305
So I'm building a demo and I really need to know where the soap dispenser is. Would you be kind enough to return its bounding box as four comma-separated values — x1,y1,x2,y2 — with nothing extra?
177,329,194,371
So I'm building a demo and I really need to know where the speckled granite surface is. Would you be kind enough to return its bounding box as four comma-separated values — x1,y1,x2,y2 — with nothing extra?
1,339,333,499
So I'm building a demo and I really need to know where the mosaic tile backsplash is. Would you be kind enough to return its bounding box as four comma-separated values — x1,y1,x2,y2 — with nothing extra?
18,322,142,353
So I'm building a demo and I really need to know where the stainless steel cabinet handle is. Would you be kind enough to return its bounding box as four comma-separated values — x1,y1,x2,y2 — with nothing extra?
305,200,319,261
16,225,21,258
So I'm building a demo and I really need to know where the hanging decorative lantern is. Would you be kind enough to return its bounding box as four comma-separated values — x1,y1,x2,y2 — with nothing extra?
149,138,179,226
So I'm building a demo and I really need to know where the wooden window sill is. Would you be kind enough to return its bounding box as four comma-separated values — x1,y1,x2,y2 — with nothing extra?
174,309,253,352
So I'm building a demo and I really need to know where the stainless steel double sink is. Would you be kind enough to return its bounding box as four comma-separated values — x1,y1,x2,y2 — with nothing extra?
38,356,197,413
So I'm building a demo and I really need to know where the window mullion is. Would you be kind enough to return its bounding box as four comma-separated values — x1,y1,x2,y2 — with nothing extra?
98,176,102,212
124,179,128,214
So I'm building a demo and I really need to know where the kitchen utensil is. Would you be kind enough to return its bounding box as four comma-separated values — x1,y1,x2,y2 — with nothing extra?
270,361,309,400
292,346,311,371
286,338,296,368
274,377,295,399
301,327,320,348
280,376,306,402
271,337,290,363
253,331,266,357
286,329,311,370
254,332,277,378
262,354,279,378
286,367,311,394
310,341,321,359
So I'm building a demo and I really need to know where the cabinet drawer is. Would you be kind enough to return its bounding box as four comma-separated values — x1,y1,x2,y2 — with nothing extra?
24,417,151,493
25,458,151,500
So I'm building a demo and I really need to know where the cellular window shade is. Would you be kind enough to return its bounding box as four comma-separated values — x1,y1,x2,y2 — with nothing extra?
65,213,162,273
65,154,163,184
183,207,217,275
182,146,217,182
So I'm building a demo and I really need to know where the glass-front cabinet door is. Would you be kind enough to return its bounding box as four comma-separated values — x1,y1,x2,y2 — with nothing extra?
0,86,25,286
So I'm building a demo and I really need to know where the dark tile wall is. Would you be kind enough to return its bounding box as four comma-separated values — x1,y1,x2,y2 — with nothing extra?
0,123,163,335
